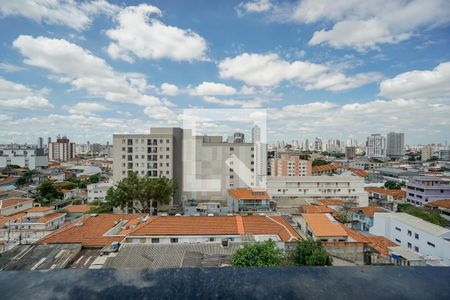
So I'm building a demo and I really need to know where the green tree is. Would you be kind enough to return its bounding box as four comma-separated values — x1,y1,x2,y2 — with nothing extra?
291,238,332,266
36,181,63,203
105,172,176,213
312,159,331,167
87,174,100,184
15,169,37,186
384,181,402,190
231,240,283,267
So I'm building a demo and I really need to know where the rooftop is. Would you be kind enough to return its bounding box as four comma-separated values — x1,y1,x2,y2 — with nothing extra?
228,188,269,200
425,199,450,209
0,198,33,209
352,206,385,218
365,187,406,199
375,212,450,236
302,213,348,237
27,206,53,213
65,205,97,213
312,163,342,174
299,205,335,214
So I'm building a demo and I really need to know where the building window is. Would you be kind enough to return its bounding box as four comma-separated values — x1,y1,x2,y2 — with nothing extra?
407,230,412,236
395,239,401,243
427,242,435,248
414,246,419,252
151,238,160,244
170,238,178,243
209,237,215,242
395,227,401,232
166,139,170,143
415,233,419,240
407,242,412,249
230,147,234,151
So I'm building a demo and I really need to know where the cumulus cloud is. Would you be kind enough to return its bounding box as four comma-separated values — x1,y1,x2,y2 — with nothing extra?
236,0,272,15
218,52,381,90
202,96,265,108
160,83,179,96
0,62,26,72
0,0,120,31
65,102,108,115
106,4,207,62
379,61,450,99
193,82,237,96
13,35,162,107
249,0,450,50
0,76,53,109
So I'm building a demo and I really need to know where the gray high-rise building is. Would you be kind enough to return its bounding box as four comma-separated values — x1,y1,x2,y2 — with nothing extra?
233,132,245,143
251,125,261,143
37,137,43,149
386,132,405,159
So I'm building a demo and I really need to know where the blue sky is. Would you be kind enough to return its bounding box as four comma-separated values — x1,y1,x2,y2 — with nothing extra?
0,0,449,145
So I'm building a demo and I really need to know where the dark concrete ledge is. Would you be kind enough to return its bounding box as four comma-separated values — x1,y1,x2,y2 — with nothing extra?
0,266,449,299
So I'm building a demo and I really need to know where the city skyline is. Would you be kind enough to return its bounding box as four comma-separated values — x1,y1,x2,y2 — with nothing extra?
0,0,449,144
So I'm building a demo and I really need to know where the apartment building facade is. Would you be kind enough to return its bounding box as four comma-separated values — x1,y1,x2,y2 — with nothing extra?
386,132,405,159
366,134,386,158
269,154,312,176
183,131,255,204
406,176,450,206
266,175,369,207
48,136,76,162
112,128,183,205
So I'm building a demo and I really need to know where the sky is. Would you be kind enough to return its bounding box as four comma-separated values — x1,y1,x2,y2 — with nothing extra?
0,0,449,145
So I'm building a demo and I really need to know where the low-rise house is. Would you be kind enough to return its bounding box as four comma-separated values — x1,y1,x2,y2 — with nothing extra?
8,206,66,231
0,198,34,216
370,212,450,266
298,204,335,214
365,187,406,210
227,188,271,213
425,199,450,221
312,163,342,175
87,180,113,203
351,206,386,231
299,213,348,242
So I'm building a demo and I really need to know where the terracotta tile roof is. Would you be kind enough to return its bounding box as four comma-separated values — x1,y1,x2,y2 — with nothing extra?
352,206,385,218
38,214,144,247
312,163,342,174
27,206,53,213
425,199,450,209
299,205,335,214
0,198,33,209
0,176,17,185
350,168,369,177
0,212,27,226
339,225,369,243
65,205,97,213
303,213,348,237
365,236,398,256
365,187,406,199
130,215,301,242
228,188,269,200
318,199,344,206
36,212,65,223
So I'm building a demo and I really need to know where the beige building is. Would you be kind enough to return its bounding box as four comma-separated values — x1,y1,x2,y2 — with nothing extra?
0,198,34,216
270,154,312,176
112,128,184,205
421,145,434,161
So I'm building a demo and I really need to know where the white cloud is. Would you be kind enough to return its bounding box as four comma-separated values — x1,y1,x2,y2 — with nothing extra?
0,0,120,31
218,52,381,90
0,76,53,109
236,0,272,15
0,63,25,72
379,61,450,99
202,96,265,108
106,4,207,62
13,35,162,107
66,102,108,115
160,83,179,96
144,106,177,121
194,82,237,96
260,0,450,50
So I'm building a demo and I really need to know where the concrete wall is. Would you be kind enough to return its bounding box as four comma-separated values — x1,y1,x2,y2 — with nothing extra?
323,242,365,265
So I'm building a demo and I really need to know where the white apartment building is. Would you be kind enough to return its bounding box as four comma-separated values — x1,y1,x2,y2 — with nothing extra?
87,180,114,203
251,125,267,186
112,128,183,205
370,213,450,266
0,148,48,170
266,175,369,207
366,134,386,158
183,131,255,204
314,137,323,152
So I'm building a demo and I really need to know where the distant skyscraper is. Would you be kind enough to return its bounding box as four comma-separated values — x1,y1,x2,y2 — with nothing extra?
304,139,310,151
37,137,43,149
233,132,245,143
421,145,434,161
314,137,323,152
251,125,261,143
366,134,386,158
386,132,405,159
345,146,357,159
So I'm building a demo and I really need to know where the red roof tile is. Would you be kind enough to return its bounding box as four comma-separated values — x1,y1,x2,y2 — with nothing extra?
228,188,269,200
